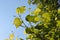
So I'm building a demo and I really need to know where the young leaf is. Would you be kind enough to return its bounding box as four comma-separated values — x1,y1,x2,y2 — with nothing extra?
16,37,18,40
42,12,51,23
33,8,41,15
50,38,54,40
58,8,60,14
56,20,60,27
34,16,40,21
24,30,27,34
26,15,35,22
25,27,32,34
16,6,26,14
13,17,22,28
27,34,33,39
9,34,14,40
28,0,31,5
16,7,20,14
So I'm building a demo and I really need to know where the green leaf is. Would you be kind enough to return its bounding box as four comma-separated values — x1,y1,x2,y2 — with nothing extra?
26,15,35,22
58,8,60,14
26,15,40,23
33,8,41,16
16,6,26,14
28,0,31,5
33,29,39,34
16,37,18,40
33,38,40,40
25,27,32,34
50,38,54,40
42,12,51,23
56,20,60,27
13,17,22,28
9,33,14,40
27,34,33,39
20,38,23,40
34,16,40,21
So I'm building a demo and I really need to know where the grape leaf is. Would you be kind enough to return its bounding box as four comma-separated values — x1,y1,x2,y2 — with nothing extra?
13,17,22,28
9,34,14,40
16,6,26,14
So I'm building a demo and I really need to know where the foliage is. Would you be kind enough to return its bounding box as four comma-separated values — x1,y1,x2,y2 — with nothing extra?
6,0,60,40
13,17,22,28
16,6,26,14
5,33,23,40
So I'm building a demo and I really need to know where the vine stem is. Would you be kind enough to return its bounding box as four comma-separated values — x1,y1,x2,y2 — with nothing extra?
28,4,34,27
29,22,33,27
18,14,27,28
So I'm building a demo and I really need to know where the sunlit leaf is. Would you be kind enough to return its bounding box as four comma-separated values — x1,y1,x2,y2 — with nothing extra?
33,29,39,34
55,17,57,20
14,17,22,28
9,34,14,40
56,20,60,27
58,8,60,14
33,8,41,15
24,30,27,34
16,7,20,14
26,15,36,23
16,37,18,40
10,0,59,40
42,12,50,19
28,0,31,5
16,6,26,14
33,38,40,40
25,27,32,34
44,24,48,28
34,16,40,21
50,38,54,40
37,3,43,9
27,34,33,39
42,12,51,23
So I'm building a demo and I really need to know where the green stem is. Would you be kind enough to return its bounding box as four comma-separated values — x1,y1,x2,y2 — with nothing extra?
18,14,27,28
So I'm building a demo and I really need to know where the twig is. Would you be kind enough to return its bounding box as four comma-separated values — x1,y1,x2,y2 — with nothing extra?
18,14,27,28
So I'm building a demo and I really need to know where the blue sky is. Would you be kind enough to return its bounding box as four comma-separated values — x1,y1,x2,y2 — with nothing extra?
0,0,36,40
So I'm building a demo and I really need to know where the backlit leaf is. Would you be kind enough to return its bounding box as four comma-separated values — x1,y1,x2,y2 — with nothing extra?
42,12,51,23
33,8,41,15
27,34,33,39
16,6,26,14
9,34,14,40
24,30,27,34
26,15,36,22
28,0,31,5
34,16,40,21
50,38,54,40
16,37,18,40
56,20,60,27
58,8,60,14
14,17,22,28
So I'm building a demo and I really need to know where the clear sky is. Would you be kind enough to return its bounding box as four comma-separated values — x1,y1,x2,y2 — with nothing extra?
0,0,36,40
